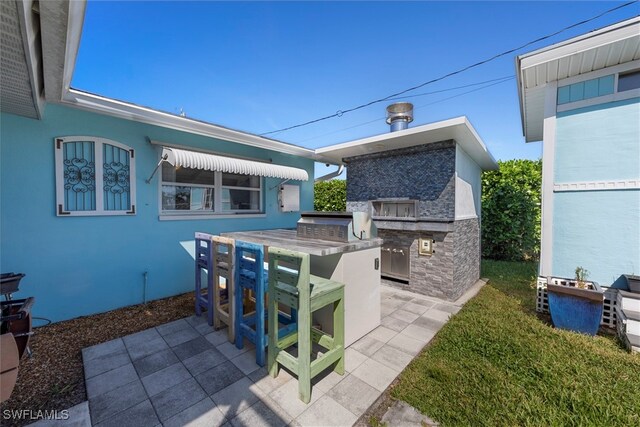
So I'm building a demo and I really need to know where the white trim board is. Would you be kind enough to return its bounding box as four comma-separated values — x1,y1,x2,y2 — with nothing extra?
554,180,640,192
539,81,558,278
555,60,640,88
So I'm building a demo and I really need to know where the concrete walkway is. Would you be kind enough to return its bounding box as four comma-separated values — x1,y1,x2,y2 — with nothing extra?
70,285,463,427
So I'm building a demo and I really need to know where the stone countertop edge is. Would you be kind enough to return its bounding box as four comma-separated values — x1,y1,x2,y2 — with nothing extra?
221,230,383,256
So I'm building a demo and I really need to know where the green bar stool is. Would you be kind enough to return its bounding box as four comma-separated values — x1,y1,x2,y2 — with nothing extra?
267,247,345,404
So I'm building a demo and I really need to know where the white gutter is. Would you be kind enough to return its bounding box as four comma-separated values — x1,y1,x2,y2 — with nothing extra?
315,164,344,183
61,89,319,160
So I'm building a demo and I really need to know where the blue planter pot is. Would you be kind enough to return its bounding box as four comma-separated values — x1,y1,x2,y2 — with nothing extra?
547,281,604,336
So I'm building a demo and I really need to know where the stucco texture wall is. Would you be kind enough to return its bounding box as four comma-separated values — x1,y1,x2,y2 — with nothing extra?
0,104,314,322
552,98,640,287
555,98,640,183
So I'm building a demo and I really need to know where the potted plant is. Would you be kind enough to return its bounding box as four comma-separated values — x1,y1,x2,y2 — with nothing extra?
547,267,604,336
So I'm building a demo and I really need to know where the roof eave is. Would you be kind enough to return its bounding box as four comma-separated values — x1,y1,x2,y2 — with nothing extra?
317,116,498,171
515,17,640,142
60,89,319,160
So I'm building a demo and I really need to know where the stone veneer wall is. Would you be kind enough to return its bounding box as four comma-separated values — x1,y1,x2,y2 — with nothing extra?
345,140,480,301
378,219,480,301
453,218,480,299
378,228,455,300
345,140,456,219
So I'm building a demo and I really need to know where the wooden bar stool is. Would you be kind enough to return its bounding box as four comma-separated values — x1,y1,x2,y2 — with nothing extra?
194,232,215,326
267,247,345,404
234,241,297,367
234,240,269,366
211,236,235,342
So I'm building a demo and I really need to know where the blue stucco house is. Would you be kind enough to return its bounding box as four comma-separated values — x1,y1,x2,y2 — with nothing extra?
516,18,640,337
0,1,330,322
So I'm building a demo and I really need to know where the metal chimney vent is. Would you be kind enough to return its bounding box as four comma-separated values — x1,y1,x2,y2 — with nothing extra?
386,102,414,132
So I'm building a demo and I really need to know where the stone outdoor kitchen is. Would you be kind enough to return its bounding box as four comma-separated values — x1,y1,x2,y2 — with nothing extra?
317,103,498,301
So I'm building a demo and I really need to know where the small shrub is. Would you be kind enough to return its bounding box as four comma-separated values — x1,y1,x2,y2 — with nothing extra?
314,179,346,212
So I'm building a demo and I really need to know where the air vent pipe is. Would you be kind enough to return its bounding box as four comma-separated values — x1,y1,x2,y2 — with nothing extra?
386,102,414,132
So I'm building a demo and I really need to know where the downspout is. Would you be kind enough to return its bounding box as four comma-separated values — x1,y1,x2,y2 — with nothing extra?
315,164,344,183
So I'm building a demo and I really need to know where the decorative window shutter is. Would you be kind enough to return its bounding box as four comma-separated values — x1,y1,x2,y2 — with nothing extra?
55,137,136,216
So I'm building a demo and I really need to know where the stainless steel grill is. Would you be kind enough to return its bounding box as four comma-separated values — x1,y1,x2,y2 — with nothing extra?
296,212,377,243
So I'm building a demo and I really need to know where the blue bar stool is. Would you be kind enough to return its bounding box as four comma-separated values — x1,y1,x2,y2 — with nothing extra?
234,240,297,366
195,232,215,326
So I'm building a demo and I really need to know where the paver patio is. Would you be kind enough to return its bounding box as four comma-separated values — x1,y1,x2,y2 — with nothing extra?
74,285,464,427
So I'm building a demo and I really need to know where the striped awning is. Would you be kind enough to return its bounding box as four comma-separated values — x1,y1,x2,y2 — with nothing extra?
162,147,309,181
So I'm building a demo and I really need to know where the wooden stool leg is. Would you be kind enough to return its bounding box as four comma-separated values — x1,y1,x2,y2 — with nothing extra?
195,259,202,316
227,277,235,343
268,281,279,378
207,268,214,326
334,295,345,375
256,276,266,367
298,318,311,403
234,282,244,349
213,272,222,331
298,286,312,403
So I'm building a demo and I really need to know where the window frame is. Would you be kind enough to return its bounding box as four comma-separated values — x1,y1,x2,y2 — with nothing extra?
555,60,640,112
617,69,640,93
55,136,136,217
160,161,264,217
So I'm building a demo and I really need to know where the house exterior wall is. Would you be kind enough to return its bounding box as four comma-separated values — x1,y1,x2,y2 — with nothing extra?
550,97,640,287
0,104,314,322
555,98,640,183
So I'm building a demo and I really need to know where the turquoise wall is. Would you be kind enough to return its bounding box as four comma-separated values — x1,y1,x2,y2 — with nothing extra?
552,190,639,287
555,98,640,183
0,104,314,322
551,97,640,287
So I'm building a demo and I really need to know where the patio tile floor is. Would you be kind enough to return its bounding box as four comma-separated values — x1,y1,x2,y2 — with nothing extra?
78,285,460,426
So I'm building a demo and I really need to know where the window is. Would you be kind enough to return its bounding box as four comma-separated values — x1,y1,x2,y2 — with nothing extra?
161,165,215,211
161,164,262,214
557,75,614,105
618,70,640,92
55,136,136,216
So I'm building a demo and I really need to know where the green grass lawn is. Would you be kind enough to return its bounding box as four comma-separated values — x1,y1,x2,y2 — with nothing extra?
390,260,640,426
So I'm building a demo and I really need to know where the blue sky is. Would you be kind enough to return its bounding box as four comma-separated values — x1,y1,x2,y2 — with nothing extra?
73,1,639,177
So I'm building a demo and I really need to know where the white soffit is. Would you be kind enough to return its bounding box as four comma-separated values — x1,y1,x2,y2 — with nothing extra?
0,0,41,119
516,17,640,142
315,117,498,170
163,147,309,181
519,17,640,89
522,86,546,142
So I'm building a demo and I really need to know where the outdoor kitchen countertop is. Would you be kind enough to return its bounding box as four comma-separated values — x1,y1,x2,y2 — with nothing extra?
222,229,383,256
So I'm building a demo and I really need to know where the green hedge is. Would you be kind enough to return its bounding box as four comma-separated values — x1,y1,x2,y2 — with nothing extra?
481,159,542,261
314,179,346,212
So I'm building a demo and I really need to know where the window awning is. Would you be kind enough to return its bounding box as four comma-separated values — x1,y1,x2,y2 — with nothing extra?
162,147,309,181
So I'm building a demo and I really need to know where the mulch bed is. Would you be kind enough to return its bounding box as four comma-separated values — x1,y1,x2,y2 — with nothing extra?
0,292,195,426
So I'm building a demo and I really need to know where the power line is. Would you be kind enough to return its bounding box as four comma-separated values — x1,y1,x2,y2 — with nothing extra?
260,1,638,136
386,75,514,101
298,76,515,144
